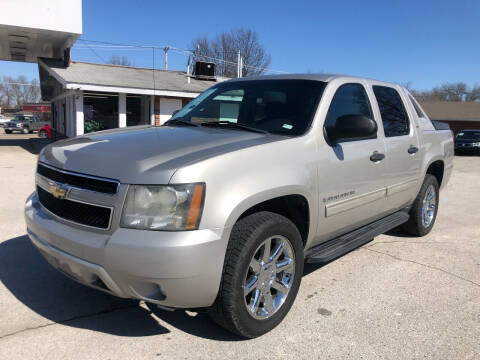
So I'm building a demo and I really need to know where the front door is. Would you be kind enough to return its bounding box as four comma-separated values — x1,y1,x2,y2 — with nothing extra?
317,82,388,242
371,85,421,211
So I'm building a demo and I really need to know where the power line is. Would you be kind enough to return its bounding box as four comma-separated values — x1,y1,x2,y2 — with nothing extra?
75,39,289,75
82,42,106,63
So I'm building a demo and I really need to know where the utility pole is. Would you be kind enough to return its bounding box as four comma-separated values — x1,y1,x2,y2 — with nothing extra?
164,46,169,71
237,49,242,78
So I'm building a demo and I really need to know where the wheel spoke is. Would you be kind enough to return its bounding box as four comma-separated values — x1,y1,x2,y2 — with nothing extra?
270,240,285,262
263,291,274,314
244,275,258,295
249,288,261,313
276,258,293,273
271,280,289,294
249,258,261,274
427,190,434,201
261,237,272,263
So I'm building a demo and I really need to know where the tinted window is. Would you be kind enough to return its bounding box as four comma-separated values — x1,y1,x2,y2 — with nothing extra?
170,80,326,136
373,86,410,137
456,131,480,140
324,83,373,129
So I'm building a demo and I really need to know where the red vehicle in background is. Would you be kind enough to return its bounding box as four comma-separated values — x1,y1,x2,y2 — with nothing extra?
38,124,51,139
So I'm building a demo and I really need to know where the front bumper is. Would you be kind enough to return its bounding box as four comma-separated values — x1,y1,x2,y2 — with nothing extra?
25,192,230,308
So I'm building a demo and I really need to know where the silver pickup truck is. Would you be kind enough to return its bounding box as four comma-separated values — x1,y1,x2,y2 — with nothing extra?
25,74,453,338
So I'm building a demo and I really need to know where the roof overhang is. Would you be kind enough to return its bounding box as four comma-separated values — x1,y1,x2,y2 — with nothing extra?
65,83,200,98
0,0,82,62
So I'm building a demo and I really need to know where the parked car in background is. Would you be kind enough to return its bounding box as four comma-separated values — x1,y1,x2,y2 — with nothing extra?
4,114,50,134
454,130,480,155
0,114,10,127
38,124,51,139
26,74,453,338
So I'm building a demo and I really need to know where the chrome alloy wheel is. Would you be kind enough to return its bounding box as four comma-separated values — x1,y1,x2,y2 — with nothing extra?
422,184,437,228
243,235,295,320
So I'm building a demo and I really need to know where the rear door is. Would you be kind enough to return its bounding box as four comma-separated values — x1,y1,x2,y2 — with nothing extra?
317,81,388,241
371,85,421,211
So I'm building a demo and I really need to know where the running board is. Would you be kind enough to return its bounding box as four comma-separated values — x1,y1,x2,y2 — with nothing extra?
305,211,409,263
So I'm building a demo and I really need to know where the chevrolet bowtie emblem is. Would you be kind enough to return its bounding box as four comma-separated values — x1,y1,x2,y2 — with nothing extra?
49,184,68,199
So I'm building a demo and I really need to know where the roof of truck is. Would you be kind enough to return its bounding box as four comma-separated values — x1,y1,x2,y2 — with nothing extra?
225,73,398,86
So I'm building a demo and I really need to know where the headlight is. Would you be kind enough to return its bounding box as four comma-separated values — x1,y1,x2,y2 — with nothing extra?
121,183,205,231
474,142,480,147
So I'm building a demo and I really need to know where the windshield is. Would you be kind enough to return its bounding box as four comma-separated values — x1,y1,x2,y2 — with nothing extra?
13,115,31,122
170,80,326,136
456,131,480,140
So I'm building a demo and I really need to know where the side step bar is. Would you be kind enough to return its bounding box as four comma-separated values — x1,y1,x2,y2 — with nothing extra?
305,211,409,263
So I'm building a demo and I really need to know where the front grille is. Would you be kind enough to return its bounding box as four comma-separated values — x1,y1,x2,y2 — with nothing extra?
37,186,112,229
37,163,119,194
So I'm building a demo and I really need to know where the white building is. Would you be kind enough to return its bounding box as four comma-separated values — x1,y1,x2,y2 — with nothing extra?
38,59,215,137
0,0,81,63
0,0,220,138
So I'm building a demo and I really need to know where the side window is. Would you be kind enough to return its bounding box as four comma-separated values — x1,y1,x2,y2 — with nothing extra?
325,83,373,129
408,95,425,118
373,86,410,137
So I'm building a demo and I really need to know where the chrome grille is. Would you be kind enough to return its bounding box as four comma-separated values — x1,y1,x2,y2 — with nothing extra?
37,163,119,194
37,186,112,229
35,163,119,230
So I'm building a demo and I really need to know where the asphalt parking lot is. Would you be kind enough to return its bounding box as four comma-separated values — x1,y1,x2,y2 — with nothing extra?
0,128,479,360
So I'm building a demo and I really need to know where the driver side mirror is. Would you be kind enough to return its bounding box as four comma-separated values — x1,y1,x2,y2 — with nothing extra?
325,114,377,143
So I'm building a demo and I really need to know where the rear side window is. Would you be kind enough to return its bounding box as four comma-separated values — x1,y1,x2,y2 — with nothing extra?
325,83,373,129
409,95,425,118
373,86,410,137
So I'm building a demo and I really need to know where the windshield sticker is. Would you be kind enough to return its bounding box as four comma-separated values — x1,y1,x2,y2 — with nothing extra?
282,124,293,130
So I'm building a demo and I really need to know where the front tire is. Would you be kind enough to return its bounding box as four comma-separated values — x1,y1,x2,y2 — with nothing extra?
208,211,304,338
5,130,11,134
402,174,439,236
39,130,48,138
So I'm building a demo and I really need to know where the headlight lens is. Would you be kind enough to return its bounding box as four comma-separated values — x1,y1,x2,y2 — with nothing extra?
121,183,205,230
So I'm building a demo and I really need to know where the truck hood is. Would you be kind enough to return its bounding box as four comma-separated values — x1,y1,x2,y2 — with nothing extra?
39,125,283,184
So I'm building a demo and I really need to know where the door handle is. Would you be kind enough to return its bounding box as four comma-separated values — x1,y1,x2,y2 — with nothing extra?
370,151,385,162
408,146,419,154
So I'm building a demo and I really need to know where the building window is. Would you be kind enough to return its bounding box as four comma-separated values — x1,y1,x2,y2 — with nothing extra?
127,94,150,126
83,91,118,133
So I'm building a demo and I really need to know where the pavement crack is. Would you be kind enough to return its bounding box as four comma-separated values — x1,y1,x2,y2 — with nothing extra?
365,240,449,247
0,303,138,341
362,247,480,288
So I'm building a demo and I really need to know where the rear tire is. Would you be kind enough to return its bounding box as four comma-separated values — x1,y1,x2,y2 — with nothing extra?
208,211,304,338
22,128,29,134
5,130,11,134
402,174,439,237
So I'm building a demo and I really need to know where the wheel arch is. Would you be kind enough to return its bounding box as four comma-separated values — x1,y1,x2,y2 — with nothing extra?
226,189,312,247
425,159,444,187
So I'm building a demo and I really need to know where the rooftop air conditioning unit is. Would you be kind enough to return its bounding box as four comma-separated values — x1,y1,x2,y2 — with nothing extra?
194,61,216,80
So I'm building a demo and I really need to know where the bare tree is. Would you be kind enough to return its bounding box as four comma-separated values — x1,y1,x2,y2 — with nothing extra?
465,84,480,102
191,28,271,78
107,55,133,66
409,82,480,103
0,75,41,107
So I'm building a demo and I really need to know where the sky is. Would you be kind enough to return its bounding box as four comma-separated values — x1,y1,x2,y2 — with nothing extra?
1,0,479,90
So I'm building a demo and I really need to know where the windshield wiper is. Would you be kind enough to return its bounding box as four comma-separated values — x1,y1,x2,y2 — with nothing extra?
163,119,199,127
200,121,269,134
